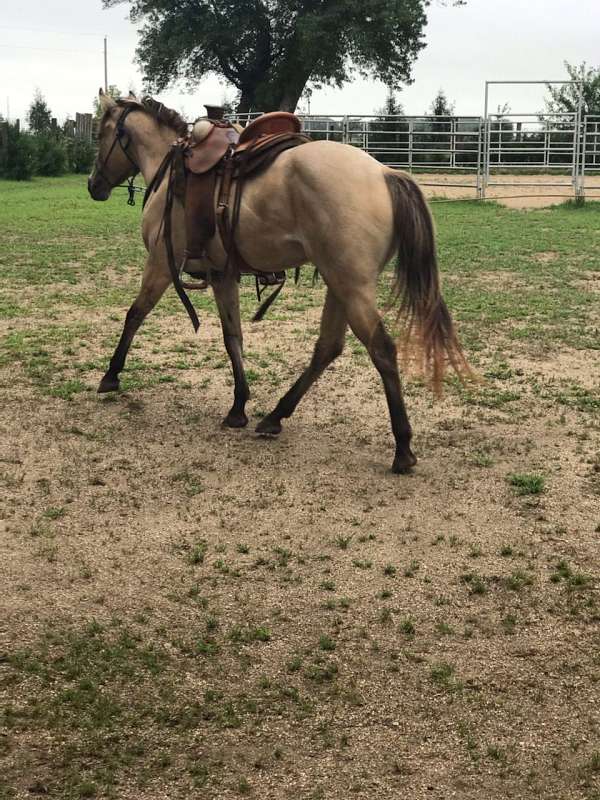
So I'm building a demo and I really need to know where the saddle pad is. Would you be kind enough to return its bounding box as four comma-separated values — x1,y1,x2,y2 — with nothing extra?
186,125,239,175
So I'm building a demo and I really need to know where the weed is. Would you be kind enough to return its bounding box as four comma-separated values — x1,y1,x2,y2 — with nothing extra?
461,572,487,595
336,535,352,550
404,560,419,577
505,570,534,591
508,473,545,495
319,635,336,652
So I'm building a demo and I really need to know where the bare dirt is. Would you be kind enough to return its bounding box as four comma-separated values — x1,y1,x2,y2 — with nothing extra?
1,181,599,799
415,173,600,208
1,294,599,799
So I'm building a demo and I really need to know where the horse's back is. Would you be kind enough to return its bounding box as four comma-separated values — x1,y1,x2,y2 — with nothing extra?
252,139,396,268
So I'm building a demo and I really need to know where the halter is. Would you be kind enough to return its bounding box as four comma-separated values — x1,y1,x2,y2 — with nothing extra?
94,105,141,204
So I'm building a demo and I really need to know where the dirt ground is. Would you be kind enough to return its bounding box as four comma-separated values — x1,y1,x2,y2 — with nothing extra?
0,182,599,800
416,173,600,208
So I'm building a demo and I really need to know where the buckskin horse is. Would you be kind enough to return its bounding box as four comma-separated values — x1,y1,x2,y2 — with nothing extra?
88,91,470,473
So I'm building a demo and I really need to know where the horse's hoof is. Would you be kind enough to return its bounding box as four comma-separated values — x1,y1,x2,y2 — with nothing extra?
97,374,120,393
223,412,248,429
256,416,282,436
391,451,417,474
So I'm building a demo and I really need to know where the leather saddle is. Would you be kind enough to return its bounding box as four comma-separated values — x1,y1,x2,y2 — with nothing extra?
182,109,310,286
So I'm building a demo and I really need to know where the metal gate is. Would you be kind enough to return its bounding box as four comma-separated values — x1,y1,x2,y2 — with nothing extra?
229,80,597,203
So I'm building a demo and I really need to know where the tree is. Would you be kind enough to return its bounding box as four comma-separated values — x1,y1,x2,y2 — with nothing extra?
378,89,405,118
368,89,407,166
428,88,455,117
93,84,123,118
104,0,465,113
544,61,600,118
424,89,455,167
27,89,53,135
0,123,36,180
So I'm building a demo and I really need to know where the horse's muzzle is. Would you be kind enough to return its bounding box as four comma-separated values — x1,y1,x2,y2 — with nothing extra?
88,173,111,201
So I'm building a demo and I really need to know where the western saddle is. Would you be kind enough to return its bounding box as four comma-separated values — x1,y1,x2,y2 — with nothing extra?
183,107,309,290
144,106,311,330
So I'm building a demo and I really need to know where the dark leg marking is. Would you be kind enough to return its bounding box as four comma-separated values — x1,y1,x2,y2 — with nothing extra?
256,290,346,435
98,305,146,393
367,322,416,473
222,334,249,428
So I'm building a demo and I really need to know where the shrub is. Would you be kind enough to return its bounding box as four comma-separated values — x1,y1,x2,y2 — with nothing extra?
0,123,36,180
33,134,68,176
507,473,545,496
67,136,95,173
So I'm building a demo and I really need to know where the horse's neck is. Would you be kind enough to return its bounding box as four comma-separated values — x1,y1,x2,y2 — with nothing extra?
130,123,178,186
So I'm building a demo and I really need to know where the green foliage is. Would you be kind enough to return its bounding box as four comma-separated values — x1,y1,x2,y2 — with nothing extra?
507,473,545,496
545,61,600,117
0,123,36,180
67,136,96,173
103,0,464,112
27,88,53,135
429,88,455,117
33,134,68,176
93,84,123,118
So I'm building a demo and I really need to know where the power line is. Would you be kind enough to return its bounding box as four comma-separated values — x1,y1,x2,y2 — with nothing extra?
0,43,104,54
0,24,116,38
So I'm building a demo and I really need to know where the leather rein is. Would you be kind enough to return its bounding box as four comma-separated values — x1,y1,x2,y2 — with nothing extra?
96,112,299,332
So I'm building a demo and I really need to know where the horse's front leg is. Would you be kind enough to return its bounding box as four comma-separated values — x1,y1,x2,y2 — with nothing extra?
98,257,170,393
211,274,250,428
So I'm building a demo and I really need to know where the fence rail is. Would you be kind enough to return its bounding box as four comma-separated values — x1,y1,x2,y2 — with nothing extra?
0,112,96,157
229,111,599,200
2,103,598,200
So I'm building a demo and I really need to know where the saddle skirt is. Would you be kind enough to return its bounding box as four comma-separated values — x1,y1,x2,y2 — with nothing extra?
187,122,238,175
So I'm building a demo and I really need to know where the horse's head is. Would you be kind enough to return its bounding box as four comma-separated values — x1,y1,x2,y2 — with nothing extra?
88,89,140,201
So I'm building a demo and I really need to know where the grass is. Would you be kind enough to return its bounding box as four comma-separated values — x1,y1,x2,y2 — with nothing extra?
1,177,600,799
507,473,546,496
1,177,599,399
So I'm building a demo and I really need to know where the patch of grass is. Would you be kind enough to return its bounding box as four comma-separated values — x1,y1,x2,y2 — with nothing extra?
429,661,461,691
335,535,352,550
403,560,420,578
505,570,534,591
507,473,545,495
188,541,208,565
460,572,487,595
228,625,272,644
318,635,336,652
550,560,591,588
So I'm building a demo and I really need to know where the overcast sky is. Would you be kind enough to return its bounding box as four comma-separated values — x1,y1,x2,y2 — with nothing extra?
1,0,599,125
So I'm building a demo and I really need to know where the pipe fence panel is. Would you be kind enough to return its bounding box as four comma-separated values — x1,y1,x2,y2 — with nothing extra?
227,100,600,201
583,116,600,173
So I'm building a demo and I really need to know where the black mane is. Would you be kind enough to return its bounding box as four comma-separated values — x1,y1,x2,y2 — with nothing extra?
116,96,188,137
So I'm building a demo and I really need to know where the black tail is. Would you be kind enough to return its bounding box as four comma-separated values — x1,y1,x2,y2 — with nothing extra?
384,171,471,394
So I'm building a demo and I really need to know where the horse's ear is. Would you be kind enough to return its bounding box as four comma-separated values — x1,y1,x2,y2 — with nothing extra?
99,90,116,111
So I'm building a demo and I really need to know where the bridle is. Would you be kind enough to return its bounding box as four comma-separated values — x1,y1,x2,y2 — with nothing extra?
94,105,141,205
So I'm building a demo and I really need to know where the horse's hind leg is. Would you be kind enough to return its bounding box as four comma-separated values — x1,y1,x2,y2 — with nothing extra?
211,275,250,428
342,288,416,473
256,289,347,435
98,258,170,393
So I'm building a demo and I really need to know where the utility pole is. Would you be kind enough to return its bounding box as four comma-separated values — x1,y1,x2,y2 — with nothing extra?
104,36,108,92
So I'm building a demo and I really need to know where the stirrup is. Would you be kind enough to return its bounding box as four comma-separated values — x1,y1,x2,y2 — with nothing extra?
258,271,286,287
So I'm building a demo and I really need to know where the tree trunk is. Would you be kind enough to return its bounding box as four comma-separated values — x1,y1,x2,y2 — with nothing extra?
236,87,256,115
